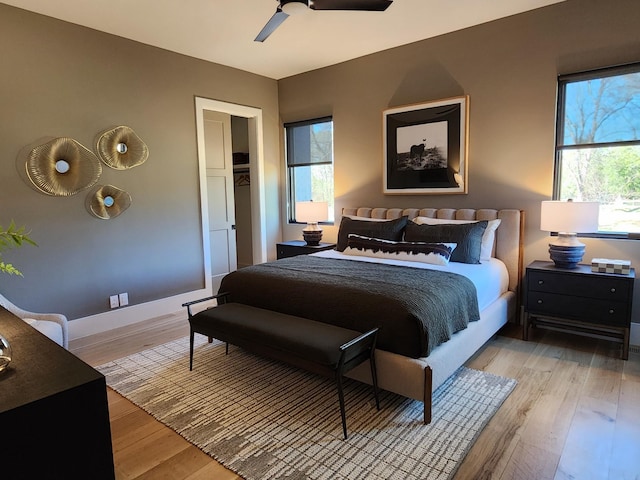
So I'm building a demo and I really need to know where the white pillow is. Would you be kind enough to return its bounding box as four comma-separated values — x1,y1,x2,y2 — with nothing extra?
412,217,501,261
343,234,457,266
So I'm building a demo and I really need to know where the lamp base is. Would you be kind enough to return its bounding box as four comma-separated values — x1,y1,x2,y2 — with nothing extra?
302,229,323,246
548,232,586,268
548,244,585,269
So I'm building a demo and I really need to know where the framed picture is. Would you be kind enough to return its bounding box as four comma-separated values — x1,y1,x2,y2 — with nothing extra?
383,96,468,194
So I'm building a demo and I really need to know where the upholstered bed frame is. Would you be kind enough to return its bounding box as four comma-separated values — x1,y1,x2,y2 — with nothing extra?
341,207,524,423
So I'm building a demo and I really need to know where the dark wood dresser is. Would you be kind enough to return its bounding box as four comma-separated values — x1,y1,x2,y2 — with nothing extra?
0,307,115,479
523,260,635,359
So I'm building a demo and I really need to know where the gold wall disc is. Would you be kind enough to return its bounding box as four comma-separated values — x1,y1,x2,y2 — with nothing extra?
26,137,102,196
86,184,132,219
96,126,149,170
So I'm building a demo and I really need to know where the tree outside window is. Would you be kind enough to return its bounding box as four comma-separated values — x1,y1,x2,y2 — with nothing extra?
555,63,640,236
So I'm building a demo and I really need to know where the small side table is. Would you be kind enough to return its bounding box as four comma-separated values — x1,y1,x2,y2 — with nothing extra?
523,260,635,360
276,240,336,259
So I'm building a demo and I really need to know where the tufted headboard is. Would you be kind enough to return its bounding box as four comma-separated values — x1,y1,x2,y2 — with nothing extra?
341,207,524,294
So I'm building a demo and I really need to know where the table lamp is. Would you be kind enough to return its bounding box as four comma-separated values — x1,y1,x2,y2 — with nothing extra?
540,200,599,268
296,201,328,246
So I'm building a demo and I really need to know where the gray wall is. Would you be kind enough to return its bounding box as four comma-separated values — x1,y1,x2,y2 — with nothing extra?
279,0,640,328
0,4,281,319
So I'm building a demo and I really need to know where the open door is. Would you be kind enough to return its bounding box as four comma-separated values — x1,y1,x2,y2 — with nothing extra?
202,111,237,293
195,97,267,295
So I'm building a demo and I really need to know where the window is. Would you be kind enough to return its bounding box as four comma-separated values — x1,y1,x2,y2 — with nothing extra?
285,117,334,223
555,63,640,237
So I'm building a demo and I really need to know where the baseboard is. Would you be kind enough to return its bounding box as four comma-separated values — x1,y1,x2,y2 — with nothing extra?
68,288,216,341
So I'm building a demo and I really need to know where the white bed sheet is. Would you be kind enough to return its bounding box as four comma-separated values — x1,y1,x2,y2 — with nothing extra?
311,249,509,312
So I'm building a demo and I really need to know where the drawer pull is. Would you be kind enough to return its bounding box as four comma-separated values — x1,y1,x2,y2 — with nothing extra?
538,280,544,285
610,288,616,293
537,299,543,304
609,309,615,314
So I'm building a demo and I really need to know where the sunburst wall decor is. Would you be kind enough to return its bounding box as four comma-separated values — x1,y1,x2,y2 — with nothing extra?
96,126,149,170
86,184,132,220
25,137,102,196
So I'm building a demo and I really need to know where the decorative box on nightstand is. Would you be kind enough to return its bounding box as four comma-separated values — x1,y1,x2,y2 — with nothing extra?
523,260,635,360
591,258,631,275
276,240,336,259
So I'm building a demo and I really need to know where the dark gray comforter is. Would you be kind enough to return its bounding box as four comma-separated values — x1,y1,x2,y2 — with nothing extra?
219,255,480,358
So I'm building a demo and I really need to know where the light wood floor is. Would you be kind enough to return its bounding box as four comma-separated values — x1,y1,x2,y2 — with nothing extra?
72,318,640,480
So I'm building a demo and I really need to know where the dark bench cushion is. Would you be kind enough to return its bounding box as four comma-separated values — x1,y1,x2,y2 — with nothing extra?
191,303,361,368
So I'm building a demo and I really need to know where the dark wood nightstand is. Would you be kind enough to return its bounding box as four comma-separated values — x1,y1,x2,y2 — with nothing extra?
523,260,635,359
276,240,336,259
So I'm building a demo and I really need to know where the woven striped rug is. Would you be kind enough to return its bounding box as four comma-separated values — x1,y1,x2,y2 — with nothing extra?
98,336,516,480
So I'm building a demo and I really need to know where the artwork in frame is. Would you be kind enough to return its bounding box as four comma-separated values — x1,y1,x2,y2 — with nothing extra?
383,96,469,194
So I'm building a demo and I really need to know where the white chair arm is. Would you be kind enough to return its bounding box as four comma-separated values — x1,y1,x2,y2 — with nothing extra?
0,293,69,349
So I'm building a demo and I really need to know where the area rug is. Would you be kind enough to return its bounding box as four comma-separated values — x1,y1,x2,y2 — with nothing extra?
97,336,516,480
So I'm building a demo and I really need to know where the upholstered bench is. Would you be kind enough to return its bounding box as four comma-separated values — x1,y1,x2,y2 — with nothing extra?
182,293,380,439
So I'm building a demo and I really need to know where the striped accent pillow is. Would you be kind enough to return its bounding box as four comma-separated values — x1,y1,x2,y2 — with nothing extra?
344,234,456,266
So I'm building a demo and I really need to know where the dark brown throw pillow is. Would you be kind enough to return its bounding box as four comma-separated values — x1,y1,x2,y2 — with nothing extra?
336,216,408,251
404,220,488,264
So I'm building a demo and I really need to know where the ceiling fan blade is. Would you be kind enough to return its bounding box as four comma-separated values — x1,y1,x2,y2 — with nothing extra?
254,8,289,42
310,0,392,11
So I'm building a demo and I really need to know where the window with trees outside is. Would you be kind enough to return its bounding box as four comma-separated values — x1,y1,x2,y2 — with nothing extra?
555,63,640,238
285,116,334,223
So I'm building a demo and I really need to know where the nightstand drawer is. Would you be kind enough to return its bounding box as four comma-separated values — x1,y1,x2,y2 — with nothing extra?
527,291,629,327
528,270,631,301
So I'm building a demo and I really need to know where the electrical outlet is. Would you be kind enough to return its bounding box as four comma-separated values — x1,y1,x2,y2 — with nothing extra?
119,292,129,307
109,295,119,309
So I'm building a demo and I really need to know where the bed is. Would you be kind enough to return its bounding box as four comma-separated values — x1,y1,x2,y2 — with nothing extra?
219,207,524,423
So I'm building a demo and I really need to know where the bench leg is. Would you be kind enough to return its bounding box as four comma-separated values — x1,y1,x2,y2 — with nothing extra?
336,374,348,440
189,329,195,371
369,353,380,411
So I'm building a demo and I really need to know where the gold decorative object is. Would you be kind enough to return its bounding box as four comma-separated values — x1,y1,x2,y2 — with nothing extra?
86,185,132,220
26,137,102,196
96,126,149,170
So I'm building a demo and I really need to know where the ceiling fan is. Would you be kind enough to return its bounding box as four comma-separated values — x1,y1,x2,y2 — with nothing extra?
255,0,393,42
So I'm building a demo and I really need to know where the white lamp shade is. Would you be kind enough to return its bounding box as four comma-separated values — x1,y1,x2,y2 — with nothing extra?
540,200,600,233
296,201,328,223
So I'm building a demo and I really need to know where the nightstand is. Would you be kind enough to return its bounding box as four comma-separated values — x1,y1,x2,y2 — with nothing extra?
276,240,336,259
523,260,635,359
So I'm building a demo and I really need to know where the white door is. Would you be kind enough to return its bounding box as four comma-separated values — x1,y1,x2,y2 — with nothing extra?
203,111,237,293
194,97,267,298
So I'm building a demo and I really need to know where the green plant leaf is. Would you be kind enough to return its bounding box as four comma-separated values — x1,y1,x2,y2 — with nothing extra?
0,261,24,276
0,220,36,276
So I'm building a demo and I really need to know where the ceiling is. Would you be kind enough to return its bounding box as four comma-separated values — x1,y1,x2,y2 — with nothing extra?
2,0,564,80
